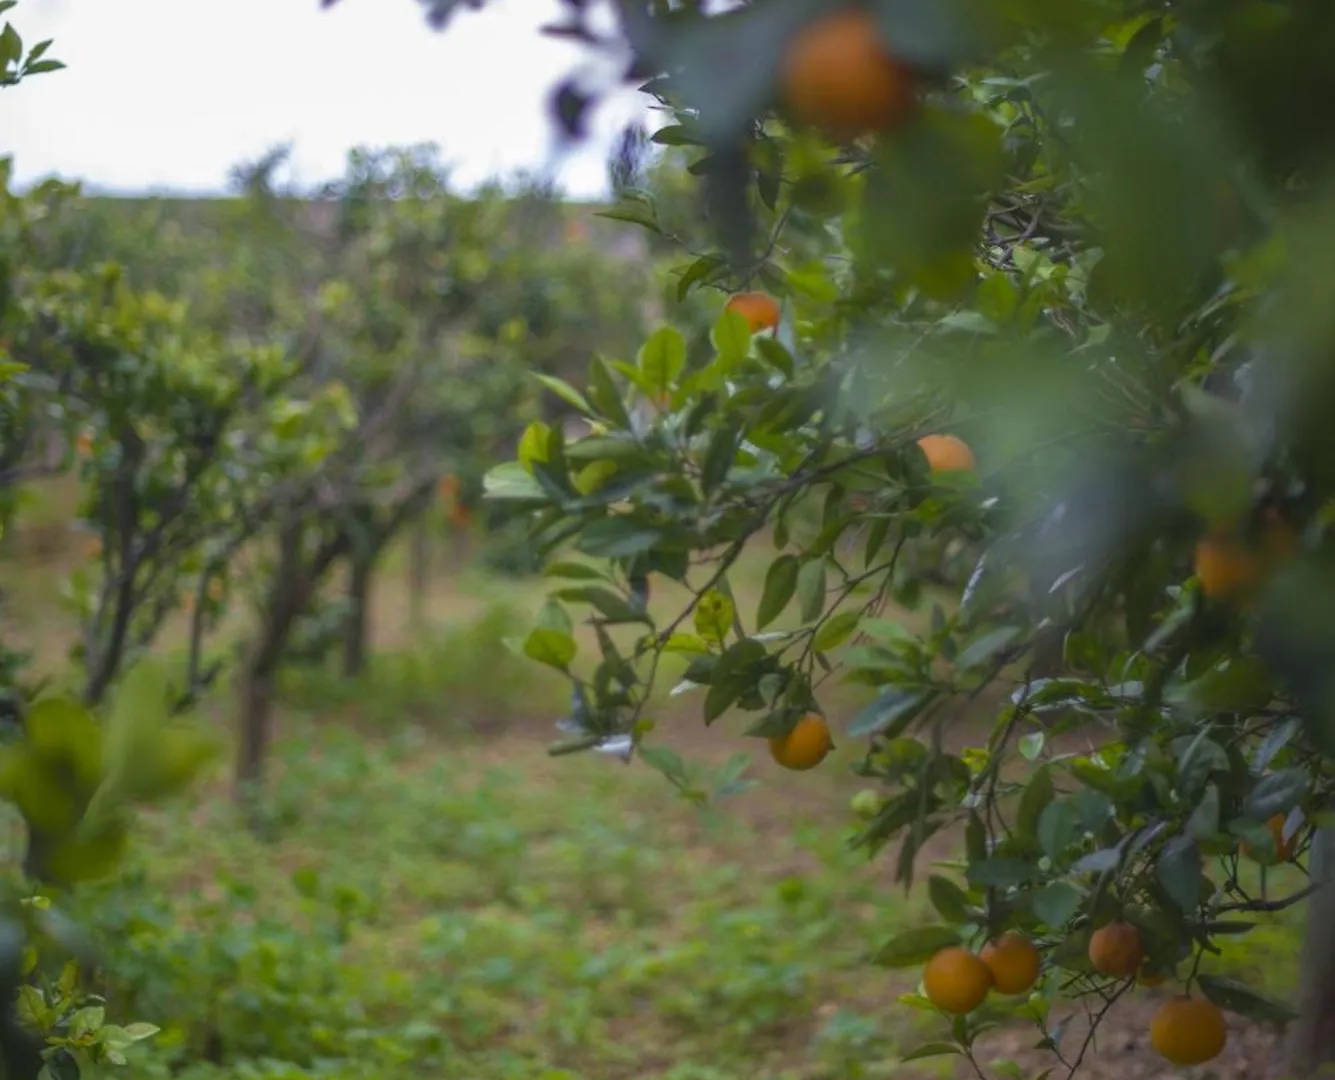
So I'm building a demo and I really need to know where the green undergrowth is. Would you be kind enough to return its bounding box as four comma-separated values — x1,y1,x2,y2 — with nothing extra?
66,721,939,1080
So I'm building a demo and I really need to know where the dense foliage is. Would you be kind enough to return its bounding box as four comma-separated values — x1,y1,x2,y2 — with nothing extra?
455,0,1335,1074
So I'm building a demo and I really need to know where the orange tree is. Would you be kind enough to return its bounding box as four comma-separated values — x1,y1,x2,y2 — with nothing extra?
0,10,216,1077
380,0,1335,1075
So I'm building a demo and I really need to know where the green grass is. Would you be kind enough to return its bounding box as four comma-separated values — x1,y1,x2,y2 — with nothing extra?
69,717,940,1080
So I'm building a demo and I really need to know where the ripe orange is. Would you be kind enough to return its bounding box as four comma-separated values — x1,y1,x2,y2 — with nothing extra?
724,292,782,334
1242,813,1296,863
779,8,917,140
922,946,993,1014
1195,512,1298,603
1088,921,1143,979
916,434,976,474
980,932,1042,995
1194,533,1266,602
1150,996,1227,1066
768,713,833,771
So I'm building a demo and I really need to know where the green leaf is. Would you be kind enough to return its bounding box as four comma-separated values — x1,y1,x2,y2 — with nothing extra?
1243,769,1307,822
577,519,663,558
587,356,632,428
594,201,663,233
873,926,961,968
700,423,739,494
954,626,1022,672
928,875,971,923
1030,882,1083,928
1017,767,1055,841
756,556,800,631
967,858,1038,888
813,610,861,653
1186,783,1221,840
553,587,648,624
638,326,686,391
1156,836,1203,910
711,308,751,365
639,745,689,785
1037,799,1078,861
676,253,727,301
846,688,932,739
796,557,827,622
543,561,606,581
523,628,577,672
1018,731,1045,761
900,1043,964,1063
23,698,101,792
533,373,594,415
1197,974,1297,1024
484,461,546,501
694,588,735,646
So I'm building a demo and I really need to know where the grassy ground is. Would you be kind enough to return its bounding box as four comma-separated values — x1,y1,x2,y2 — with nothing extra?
0,492,1314,1080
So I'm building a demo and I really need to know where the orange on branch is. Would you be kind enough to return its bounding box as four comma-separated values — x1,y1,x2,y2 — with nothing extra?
980,933,1042,995
1242,813,1296,863
768,712,833,771
724,292,782,334
916,434,976,474
922,947,993,1015
1088,921,1143,979
1195,510,1298,603
779,8,917,140
1150,996,1227,1066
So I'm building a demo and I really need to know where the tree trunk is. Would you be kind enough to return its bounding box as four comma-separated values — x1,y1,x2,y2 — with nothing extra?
408,516,430,632
343,554,373,677
1288,826,1335,1075
234,664,275,805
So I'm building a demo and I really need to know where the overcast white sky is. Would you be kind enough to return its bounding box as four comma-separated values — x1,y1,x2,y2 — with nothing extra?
1,0,650,198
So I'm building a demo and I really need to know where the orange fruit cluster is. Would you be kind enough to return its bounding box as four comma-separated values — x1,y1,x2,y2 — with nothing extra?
921,934,1041,1015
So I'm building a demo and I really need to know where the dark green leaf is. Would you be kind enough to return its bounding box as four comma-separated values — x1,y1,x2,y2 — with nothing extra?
676,253,727,301
927,875,971,923
1157,835,1203,910
1244,769,1307,822
796,557,827,622
756,555,800,631
577,519,663,558
846,688,933,739
966,858,1038,888
1030,882,1083,928
1016,766,1055,841
954,626,1022,672
872,925,961,968
900,1043,964,1063
587,357,632,428
553,586,649,624
1197,975,1297,1024
1037,799,1079,861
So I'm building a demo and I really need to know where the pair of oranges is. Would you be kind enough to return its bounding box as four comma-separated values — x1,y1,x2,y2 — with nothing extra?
921,933,1041,1015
